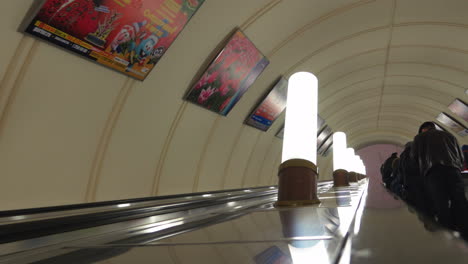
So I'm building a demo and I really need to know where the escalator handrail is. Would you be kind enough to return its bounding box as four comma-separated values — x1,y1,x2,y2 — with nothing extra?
0,189,280,244
0,181,332,218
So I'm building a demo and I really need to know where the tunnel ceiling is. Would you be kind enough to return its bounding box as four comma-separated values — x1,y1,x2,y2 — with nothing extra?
230,0,468,147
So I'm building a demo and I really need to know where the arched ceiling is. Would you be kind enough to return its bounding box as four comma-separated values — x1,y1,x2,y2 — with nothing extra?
241,0,468,147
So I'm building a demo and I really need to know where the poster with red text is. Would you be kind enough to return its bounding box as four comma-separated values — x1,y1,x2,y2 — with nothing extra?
24,0,205,80
246,77,288,131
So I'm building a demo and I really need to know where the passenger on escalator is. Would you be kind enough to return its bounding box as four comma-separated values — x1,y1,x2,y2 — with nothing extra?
412,121,468,239
397,141,431,215
462,145,468,171
389,157,403,196
381,152,398,188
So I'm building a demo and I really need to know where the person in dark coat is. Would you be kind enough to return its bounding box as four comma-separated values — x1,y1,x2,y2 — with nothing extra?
411,121,468,238
396,141,434,216
381,152,398,188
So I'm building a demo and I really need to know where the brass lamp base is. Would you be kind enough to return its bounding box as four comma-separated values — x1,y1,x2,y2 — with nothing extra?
275,159,320,207
333,169,350,187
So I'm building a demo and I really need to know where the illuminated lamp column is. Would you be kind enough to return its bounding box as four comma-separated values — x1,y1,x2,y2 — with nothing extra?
276,72,320,207
357,160,364,180
332,132,350,187
356,157,364,181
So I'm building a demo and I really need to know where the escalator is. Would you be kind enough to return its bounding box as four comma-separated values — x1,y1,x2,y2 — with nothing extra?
1,179,467,264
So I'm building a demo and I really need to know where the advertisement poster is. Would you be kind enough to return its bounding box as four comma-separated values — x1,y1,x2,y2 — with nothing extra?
436,112,468,137
317,125,332,150
246,78,288,131
185,30,269,116
25,0,205,80
318,133,333,155
448,98,468,122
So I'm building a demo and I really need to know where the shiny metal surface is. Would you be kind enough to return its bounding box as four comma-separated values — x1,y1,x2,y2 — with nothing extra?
2,181,363,263
0,189,279,259
0,186,280,225
343,178,468,264
4,178,467,264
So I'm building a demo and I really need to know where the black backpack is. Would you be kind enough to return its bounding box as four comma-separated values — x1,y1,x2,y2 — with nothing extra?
381,153,398,187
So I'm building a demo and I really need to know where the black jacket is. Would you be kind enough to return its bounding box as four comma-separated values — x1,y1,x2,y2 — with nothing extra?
411,129,464,177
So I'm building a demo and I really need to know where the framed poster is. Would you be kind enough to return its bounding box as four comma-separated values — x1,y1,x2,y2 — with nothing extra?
246,78,287,131
448,98,468,122
317,125,332,150
434,122,448,132
24,0,205,80
318,133,333,155
323,143,333,157
436,112,468,137
185,30,269,116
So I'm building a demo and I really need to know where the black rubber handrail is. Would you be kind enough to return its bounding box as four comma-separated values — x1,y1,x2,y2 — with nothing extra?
0,186,274,217
0,181,331,217
0,189,278,244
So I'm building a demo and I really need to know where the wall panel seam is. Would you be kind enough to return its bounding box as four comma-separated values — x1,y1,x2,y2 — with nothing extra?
267,0,375,57
255,137,276,186
0,39,38,141
85,78,135,202
191,116,221,192
377,0,397,128
221,126,245,189
240,131,261,187
239,0,283,31
152,102,188,195
0,36,32,105
269,154,281,185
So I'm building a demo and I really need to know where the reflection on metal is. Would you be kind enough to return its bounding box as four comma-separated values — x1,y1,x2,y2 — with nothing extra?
289,240,330,264
353,184,367,235
4,179,468,263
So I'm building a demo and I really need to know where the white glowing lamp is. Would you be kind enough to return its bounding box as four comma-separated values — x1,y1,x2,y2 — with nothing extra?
360,159,366,174
353,156,360,173
282,72,318,164
332,132,347,171
344,148,355,172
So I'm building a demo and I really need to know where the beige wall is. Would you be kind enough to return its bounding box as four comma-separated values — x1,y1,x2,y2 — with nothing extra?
0,1,333,210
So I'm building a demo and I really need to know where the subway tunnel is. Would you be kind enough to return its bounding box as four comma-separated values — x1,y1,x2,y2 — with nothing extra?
1,0,468,263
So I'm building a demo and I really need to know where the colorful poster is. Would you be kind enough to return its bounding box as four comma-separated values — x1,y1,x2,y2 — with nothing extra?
317,125,332,150
24,0,205,80
448,98,468,122
434,122,447,132
436,112,468,137
246,78,287,131
185,30,269,116
318,133,333,155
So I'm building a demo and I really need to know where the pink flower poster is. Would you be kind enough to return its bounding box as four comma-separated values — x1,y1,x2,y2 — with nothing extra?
185,30,269,115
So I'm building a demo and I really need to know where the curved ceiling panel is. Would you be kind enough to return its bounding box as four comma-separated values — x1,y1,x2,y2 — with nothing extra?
349,132,410,149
